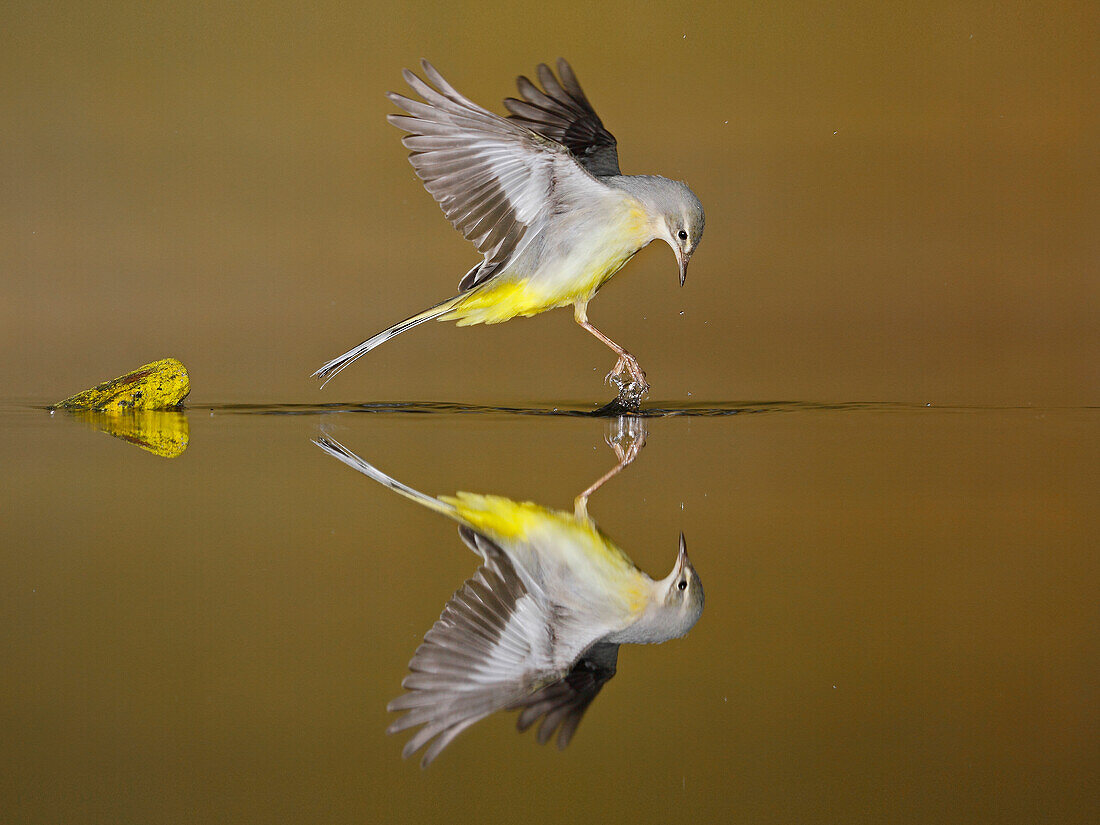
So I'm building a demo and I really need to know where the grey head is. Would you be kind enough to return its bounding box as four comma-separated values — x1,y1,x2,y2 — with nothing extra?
612,175,705,285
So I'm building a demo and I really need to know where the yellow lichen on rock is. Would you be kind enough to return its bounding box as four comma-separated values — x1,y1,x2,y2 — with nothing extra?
70,410,190,458
52,358,190,411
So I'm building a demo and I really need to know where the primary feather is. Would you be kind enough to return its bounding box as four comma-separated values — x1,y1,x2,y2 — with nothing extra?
504,59,621,176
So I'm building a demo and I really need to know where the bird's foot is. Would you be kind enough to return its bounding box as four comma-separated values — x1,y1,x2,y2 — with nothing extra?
606,355,649,408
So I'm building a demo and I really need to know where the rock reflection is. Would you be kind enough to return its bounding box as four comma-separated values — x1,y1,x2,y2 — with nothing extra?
59,410,189,458
314,420,703,767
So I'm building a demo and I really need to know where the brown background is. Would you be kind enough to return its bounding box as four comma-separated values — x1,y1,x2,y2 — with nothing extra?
3,1,1096,406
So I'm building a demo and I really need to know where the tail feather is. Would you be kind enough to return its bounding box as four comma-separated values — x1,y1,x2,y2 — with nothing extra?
313,435,455,517
312,297,458,387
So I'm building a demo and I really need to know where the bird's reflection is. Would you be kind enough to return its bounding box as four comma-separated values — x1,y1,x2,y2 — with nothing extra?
314,418,703,767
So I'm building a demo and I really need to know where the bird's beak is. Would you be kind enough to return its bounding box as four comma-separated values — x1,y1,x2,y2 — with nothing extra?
677,248,689,287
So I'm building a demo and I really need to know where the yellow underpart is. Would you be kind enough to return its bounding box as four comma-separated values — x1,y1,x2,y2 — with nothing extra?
441,492,651,612
626,204,649,235
443,493,552,538
442,213,650,327
443,279,560,326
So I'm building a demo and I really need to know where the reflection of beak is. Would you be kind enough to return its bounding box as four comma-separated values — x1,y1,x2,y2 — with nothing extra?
677,248,689,287
675,532,690,573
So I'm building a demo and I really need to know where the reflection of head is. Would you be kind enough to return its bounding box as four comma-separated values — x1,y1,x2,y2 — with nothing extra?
656,533,706,635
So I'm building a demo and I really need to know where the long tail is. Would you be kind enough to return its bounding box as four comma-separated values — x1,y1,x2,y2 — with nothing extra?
312,296,460,388
313,435,456,517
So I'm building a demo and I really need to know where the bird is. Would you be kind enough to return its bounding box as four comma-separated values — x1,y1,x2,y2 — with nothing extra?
312,58,705,400
313,434,705,767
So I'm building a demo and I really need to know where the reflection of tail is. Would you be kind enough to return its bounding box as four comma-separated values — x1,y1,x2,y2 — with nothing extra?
313,435,455,516
312,296,460,388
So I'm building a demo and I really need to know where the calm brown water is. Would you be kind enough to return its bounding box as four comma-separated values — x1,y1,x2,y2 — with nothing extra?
2,402,1096,823
3,1,1097,822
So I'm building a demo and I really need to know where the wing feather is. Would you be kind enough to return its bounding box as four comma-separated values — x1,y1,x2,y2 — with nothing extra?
512,641,619,750
388,60,606,290
504,59,621,177
386,531,610,767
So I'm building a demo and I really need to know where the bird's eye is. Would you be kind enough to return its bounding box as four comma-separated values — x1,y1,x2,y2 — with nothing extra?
678,580,687,591
677,230,688,241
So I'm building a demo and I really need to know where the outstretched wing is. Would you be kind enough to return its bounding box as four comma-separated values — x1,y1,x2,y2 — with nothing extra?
387,530,608,767
503,59,621,177
388,60,606,290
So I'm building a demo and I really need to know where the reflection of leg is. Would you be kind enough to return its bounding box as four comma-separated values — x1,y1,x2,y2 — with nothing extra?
575,416,648,519
574,301,649,401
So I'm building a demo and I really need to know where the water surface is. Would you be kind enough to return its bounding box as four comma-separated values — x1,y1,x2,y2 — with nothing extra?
2,400,1095,823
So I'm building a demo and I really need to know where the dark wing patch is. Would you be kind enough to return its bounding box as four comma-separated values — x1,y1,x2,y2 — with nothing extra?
504,59,621,177
512,641,619,749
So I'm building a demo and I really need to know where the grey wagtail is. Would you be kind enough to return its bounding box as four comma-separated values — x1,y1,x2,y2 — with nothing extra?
312,59,705,399
314,435,704,767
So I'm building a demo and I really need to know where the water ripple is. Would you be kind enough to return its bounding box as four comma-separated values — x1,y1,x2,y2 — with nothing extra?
195,400,1048,418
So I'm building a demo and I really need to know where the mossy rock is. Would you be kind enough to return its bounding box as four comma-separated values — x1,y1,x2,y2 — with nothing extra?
52,358,190,411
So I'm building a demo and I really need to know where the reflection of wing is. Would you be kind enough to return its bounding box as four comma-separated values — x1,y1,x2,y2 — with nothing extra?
387,530,607,767
513,640,618,749
504,59,621,177
388,61,606,290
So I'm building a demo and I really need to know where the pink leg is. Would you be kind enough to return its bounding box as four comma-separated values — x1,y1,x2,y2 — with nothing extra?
574,302,649,399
